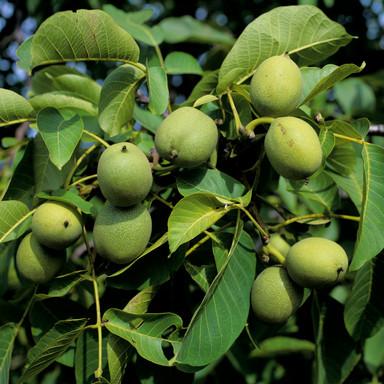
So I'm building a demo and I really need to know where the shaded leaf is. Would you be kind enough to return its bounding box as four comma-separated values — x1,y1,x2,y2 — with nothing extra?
31,65,101,104
104,310,182,366
351,144,384,270
30,10,140,71
36,189,93,215
0,323,17,384
250,336,315,358
300,63,365,104
184,71,218,106
193,95,219,108
133,105,163,134
104,5,163,46
326,156,363,213
313,296,360,384
98,64,145,137
0,200,30,243
175,227,256,367
164,52,202,75
33,134,74,193
75,331,107,384
124,286,157,315
147,66,169,115
2,141,35,206
364,325,384,374
168,193,234,253
177,168,246,200
218,5,352,93
185,262,216,292
107,334,132,384
104,5,153,24
344,257,384,340
16,36,33,72
20,318,87,382
0,89,34,127
157,16,234,46
37,108,83,170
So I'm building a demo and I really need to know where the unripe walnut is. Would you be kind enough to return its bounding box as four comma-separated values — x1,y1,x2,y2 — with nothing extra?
250,55,302,117
251,266,303,324
155,107,218,168
265,116,323,180
286,237,349,288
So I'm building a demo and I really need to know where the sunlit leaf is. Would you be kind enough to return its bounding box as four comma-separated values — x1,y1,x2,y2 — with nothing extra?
218,5,352,93
30,10,140,71
0,89,34,127
0,200,30,243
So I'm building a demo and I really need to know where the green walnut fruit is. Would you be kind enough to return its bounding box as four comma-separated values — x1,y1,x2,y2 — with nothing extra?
286,237,349,288
97,142,153,207
265,117,323,180
250,55,302,117
154,107,218,168
7,256,22,290
251,266,303,324
93,202,152,264
268,233,291,257
16,233,65,284
32,201,82,250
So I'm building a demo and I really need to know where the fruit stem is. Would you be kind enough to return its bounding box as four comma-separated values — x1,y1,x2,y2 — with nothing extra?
81,226,103,379
69,174,98,188
333,133,366,145
226,89,244,136
238,206,269,239
269,212,360,230
245,117,274,136
263,243,286,265
64,144,98,189
83,130,110,148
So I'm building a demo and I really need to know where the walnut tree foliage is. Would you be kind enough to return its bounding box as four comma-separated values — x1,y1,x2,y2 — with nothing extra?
1,4,384,383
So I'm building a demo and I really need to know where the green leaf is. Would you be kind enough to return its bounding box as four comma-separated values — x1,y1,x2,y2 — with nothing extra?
168,193,234,253
133,105,163,134
20,318,87,382
183,71,218,106
124,286,157,315
0,89,34,127
36,189,93,215
37,108,83,170
177,168,246,199
104,310,182,366
184,262,216,292
0,323,17,384
351,144,384,270
98,64,145,137
326,157,363,213
44,271,85,298
0,200,30,243
328,119,365,140
33,134,74,193
249,336,315,358
147,66,169,115
344,257,384,340
75,331,107,384
313,296,361,384
2,142,35,206
327,143,357,176
107,334,132,384
16,36,33,72
300,63,365,104
157,16,234,46
364,325,384,374
30,10,140,71
319,125,335,159
104,5,163,46
193,95,219,108
175,227,256,367
31,66,101,104
334,78,376,116
164,52,202,75
104,5,153,24
287,172,338,212
217,5,352,93
30,92,98,116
